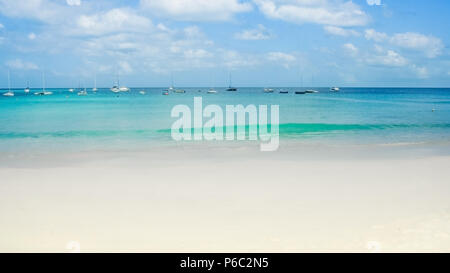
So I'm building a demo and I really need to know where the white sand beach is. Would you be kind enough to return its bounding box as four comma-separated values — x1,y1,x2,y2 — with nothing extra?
1,142,450,252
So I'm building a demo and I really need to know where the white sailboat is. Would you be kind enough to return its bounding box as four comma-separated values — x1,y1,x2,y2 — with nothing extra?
207,72,217,94
3,70,14,97
165,73,184,93
92,74,98,92
305,75,319,93
24,81,30,93
330,87,340,92
78,87,87,96
34,71,53,96
110,72,129,93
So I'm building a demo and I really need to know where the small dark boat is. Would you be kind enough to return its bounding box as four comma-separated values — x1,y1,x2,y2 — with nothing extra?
295,91,307,94
279,90,289,94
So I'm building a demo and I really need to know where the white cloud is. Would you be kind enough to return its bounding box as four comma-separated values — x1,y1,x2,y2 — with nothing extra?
6,59,39,70
410,64,428,79
254,0,369,27
0,0,68,24
28,32,36,40
183,49,213,59
366,47,408,67
266,51,296,68
183,26,204,38
324,26,359,37
0,23,3,29
390,32,444,58
220,49,261,68
343,43,358,56
367,0,381,6
140,0,252,21
118,60,133,74
235,24,273,40
365,29,444,58
365,29,388,42
75,8,153,36
66,0,81,6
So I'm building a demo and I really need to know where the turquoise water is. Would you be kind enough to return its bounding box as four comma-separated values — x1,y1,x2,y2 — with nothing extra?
1,87,450,152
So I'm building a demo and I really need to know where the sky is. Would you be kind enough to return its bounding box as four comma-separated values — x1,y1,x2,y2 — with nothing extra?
0,0,449,88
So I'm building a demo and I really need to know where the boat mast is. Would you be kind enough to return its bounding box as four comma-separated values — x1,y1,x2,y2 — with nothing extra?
42,71,45,92
7,69,11,92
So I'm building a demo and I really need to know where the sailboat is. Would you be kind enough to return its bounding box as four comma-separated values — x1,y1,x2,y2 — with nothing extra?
207,72,217,94
305,75,319,93
3,70,14,97
226,72,237,91
295,70,307,95
92,74,98,92
110,72,129,92
78,87,87,96
24,81,30,93
165,73,175,92
34,71,53,96
330,87,340,92
263,88,274,93
165,73,185,93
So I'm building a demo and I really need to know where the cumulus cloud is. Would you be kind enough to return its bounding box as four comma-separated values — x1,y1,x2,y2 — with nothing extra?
6,59,39,70
343,43,358,56
365,29,444,58
75,8,153,36
365,29,388,42
0,0,68,24
118,60,133,74
254,0,369,27
410,64,428,79
266,51,296,68
140,0,252,21
366,46,408,67
28,32,36,40
183,48,213,59
390,32,444,58
367,0,381,6
235,24,273,40
66,0,81,6
324,26,359,37
220,49,261,68
0,22,3,29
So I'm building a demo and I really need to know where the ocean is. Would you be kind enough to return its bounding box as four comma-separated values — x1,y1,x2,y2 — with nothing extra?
1,87,450,153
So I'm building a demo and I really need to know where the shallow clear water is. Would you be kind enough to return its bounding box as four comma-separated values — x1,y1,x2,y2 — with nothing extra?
1,87,450,152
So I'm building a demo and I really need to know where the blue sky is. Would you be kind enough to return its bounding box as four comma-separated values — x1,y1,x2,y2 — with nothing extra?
0,0,449,88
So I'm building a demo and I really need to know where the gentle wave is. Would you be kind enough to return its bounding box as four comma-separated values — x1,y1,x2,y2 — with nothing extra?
2,123,450,139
